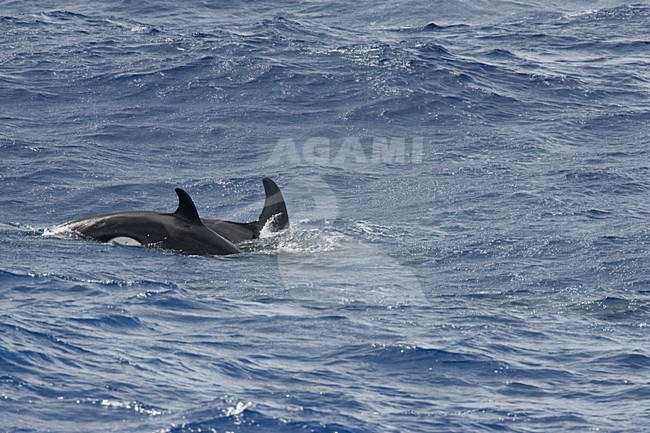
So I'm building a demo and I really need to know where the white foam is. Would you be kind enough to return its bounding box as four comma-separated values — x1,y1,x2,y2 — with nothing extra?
42,224,75,238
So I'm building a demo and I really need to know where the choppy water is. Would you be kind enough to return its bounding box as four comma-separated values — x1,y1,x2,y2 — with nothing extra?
1,1,649,432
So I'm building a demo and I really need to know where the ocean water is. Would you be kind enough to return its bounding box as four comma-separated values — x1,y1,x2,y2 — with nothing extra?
1,1,649,432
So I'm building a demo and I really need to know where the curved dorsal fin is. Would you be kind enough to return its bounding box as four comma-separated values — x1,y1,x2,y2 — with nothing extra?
256,177,289,231
174,188,201,222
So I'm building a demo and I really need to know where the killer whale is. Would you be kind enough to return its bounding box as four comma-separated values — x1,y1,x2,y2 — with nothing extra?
60,178,289,255
61,188,241,255
203,177,289,242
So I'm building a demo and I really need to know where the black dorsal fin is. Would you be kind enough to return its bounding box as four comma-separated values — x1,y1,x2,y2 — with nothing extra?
255,177,289,231
174,188,201,222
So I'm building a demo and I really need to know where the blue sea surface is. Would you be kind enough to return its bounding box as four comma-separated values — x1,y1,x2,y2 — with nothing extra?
1,1,649,432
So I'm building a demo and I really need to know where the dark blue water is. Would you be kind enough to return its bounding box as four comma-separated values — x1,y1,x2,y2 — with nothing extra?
1,1,649,432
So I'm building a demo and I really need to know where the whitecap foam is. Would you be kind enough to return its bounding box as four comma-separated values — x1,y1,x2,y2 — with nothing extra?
42,224,75,238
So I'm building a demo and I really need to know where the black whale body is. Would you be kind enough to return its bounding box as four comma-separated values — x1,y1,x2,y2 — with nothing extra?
60,178,289,255
202,177,289,243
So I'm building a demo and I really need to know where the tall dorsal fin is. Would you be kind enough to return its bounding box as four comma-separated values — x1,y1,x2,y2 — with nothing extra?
174,188,201,222
255,177,289,231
